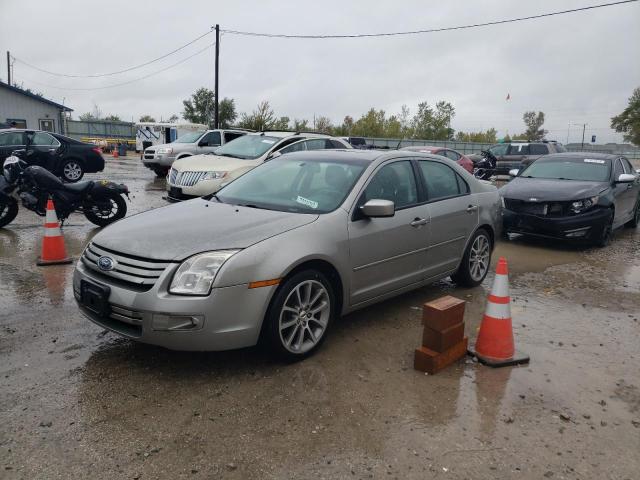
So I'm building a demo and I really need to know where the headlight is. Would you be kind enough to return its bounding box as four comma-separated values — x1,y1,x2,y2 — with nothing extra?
156,147,173,154
169,250,240,295
570,196,599,214
201,171,227,181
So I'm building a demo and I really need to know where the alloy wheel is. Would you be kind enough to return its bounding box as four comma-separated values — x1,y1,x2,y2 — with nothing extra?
63,162,82,181
92,199,118,220
278,280,330,354
469,234,490,282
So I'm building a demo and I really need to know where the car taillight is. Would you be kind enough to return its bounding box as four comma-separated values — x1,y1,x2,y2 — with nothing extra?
92,147,103,155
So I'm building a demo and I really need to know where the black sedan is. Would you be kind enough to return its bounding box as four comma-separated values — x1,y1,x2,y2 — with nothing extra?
0,129,105,182
500,153,640,247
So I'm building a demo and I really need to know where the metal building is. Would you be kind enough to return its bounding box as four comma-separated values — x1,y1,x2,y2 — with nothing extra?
0,81,72,134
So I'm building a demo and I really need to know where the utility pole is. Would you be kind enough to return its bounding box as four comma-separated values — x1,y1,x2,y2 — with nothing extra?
214,24,220,129
6,51,11,85
581,123,586,150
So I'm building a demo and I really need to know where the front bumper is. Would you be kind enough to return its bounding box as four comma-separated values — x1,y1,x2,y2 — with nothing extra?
502,207,610,241
73,260,276,351
142,153,176,168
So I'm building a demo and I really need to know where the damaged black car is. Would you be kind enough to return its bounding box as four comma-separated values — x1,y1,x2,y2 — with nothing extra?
500,153,640,247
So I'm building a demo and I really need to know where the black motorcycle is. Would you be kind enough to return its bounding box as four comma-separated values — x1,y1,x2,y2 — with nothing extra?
473,150,497,180
0,150,129,228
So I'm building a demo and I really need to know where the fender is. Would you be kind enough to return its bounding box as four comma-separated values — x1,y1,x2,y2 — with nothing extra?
89,180,130,199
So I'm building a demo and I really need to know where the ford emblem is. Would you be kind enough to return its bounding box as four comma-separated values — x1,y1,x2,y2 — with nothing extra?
97,256,116,271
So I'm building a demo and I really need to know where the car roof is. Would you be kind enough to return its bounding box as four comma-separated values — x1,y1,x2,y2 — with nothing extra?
401,145,443,151
247,131,335,139
273,148,449,164
543,152,618,161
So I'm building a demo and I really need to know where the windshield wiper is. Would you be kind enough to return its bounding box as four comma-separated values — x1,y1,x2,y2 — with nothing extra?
216,152,241,159
238,203,266,210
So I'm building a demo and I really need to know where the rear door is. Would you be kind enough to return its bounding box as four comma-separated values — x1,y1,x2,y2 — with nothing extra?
417,159,477,278
0,131,26,166
614,158,638,223
348,160,430,305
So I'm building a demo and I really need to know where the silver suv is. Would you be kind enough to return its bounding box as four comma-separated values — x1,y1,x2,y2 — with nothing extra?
142,128,250,177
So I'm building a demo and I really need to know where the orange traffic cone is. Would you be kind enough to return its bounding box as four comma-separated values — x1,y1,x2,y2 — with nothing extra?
469,257,529,367
112,147,119,158
37,198,72,266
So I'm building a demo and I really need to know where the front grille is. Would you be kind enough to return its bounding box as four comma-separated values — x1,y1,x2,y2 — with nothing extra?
172,170,207,187
504,199,569,217
81,242,174,289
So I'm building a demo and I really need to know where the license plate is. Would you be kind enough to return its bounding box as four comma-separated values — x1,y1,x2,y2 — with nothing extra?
169,186,182,198
80,280,110,317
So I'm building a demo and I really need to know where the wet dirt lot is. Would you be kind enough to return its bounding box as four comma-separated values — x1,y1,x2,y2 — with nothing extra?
1,156,639,479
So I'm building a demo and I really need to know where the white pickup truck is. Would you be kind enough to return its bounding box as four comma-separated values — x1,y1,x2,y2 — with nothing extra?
142,128,251,177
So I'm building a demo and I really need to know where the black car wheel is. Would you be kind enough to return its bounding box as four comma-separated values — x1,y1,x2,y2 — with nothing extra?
61,159,84,182
264,270,335,361
624,199,640,228
0,197,19,228
594,211,614,248
451,228,492,287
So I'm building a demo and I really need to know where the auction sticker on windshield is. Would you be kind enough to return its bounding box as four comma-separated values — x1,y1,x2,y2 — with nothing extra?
261,139,276,144
584,159,606,164
296,196,318,209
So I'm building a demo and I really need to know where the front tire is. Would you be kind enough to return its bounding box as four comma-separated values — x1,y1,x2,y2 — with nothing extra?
451,228,492,287
0,197,19,228
594,210,614,248
264,270,335,361
83,194,127,227
61,159,84,182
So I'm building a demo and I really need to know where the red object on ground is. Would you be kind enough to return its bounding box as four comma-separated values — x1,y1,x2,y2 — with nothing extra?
37,198,72,266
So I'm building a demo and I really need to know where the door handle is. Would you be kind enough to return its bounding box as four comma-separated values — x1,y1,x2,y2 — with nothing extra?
466,205,479,213
48,148,57,153
410,217,429,227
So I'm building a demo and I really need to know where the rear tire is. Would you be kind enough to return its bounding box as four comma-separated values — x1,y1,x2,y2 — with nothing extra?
264,270,335,361
451,228,492,287
84,194,127,227
624,199,639,228
0,197,18,228
61,159,84,182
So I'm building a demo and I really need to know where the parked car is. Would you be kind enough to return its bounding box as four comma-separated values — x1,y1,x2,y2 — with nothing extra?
400,145,474,173
0,129,104,182
500,153,640,246
142,128,250,177
469,141,567,175
166,131,351,201
74,150,500,359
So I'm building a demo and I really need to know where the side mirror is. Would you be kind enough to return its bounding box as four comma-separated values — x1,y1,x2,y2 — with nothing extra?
616,173,636,183
636,169,640,175
509,169,519,177
360,199,395,218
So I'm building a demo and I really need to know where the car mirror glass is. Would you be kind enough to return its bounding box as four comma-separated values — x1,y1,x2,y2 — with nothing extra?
360,199,395,218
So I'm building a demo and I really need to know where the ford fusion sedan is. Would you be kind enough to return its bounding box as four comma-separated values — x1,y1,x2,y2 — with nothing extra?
166,131,350,201
500,153,639,246
74,150,500,359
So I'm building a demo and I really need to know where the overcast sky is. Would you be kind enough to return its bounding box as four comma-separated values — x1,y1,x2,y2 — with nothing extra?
1,0,638,143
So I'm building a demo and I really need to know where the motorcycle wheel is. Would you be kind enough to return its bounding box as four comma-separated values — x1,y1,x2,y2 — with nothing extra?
84,194,127,227
0,197,19,228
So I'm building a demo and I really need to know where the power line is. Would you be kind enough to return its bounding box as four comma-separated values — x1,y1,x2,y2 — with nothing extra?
222,0,638,38
12,28,214,78
17,42,215,91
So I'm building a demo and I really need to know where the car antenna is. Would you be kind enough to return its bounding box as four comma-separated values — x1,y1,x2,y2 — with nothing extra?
395,138,403,150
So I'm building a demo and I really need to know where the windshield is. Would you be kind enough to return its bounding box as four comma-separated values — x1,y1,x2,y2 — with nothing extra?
174,131,205,143
216,157,368,213
213,135,280,159
519,156,611,182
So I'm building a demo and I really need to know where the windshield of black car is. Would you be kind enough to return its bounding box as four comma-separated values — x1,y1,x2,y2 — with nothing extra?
519,156,610,182
216,157,368,213
213,135,280,159
174,131,206,143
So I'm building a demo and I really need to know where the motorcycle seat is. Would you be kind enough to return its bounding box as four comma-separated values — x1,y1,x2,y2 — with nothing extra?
63,180,94,194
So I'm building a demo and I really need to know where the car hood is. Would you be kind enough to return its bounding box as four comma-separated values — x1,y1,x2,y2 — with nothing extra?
172,154,261,172
149,142,190,150
500,178,607,201
90,199,318,261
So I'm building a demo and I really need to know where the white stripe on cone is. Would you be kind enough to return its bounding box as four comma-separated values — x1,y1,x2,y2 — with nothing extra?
489,272,510,298
485,300,511,320
45,206,58,224
44,226,62,237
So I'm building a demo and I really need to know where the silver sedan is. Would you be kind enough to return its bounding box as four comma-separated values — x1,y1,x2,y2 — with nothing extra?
74,150,501,359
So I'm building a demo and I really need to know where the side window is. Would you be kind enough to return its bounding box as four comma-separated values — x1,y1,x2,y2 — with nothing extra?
305,139,331,150
0,132,25,146
32,132,59,146
361,161,418,209
489,144,508,156
442,150,460,161
613,159,625,178
279,141,306,154
330,139,346,148
509,144,530,155
273,137,304,152
621,158,635,174
201,131,221,146
419,161,464,200
223,132,244,143
555,144,567,153
529,144,549,155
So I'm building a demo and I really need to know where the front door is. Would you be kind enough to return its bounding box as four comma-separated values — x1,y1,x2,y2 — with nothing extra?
27,132,61,170
613,158,639,224
198,131,222,153
348,160,430,305
0,131,26,165
417,159,477,278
